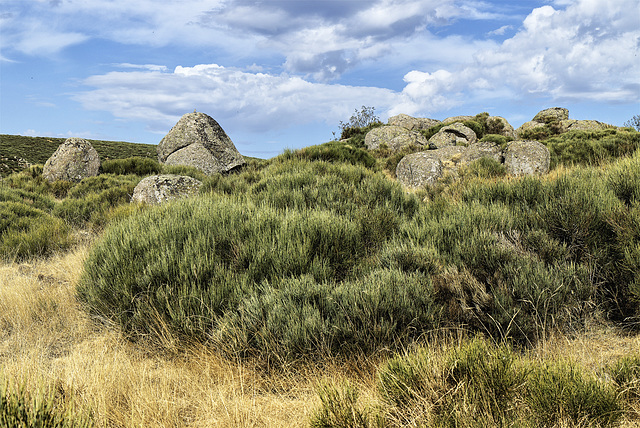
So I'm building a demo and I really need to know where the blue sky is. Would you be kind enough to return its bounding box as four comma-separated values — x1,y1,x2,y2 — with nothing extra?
1,0,639,158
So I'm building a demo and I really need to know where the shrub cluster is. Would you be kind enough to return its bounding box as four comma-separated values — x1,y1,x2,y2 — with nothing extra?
79,146,640,365
311,337,633,427
1,378,93,428
0,185,71,261
543,128,640,168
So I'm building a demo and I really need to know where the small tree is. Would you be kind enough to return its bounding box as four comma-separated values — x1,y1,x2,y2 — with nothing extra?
623,115,640,131
337,106,382,140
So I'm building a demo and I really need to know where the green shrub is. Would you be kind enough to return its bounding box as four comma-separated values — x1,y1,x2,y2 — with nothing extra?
527,361,621,427
377,338,528,427
249,159,418,217
101,156,162,176
294,141,378,169
2,165,73,198
0,379,93,428
78,197,393,344
213,269,439,362
607,354,640,403
544,129,640,168
323,338,624,427
459,157,507,179
160,164,208,181
310,382,372,428
0,201,71,261
0,186,55,211
606,150,640,206
53,178,137,228
65,175,139,199
479,133,513,147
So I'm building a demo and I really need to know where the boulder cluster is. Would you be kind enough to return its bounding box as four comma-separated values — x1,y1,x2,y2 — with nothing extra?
40,107,614,203
515,107,612,136
365,107,603,189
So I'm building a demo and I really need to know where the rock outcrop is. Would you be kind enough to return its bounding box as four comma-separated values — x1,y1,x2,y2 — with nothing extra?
157,112,245,175
516,107,613,137
131,174,202,205
443,115,475,124
533,107,569,124
503,140,550,176
364,125,429,152
43,138,100,183
396,153,444,189
396,146,467,188
429,123,477,148
388,114,440,131
460,141,504,164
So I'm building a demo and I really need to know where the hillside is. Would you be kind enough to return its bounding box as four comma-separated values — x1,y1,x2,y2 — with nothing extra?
1,120,639,427
0,134,156,177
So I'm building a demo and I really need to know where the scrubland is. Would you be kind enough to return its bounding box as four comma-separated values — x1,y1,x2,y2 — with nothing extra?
1,124,640,427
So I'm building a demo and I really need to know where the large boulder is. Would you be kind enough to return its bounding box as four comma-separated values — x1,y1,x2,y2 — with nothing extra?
460,141,504,164
157,112,245,174
364,125,429,152
396,146,467,188
396,154,443,189
131,174,202,205
443,115,475,124
43,138,100,183
504,140,550,176
165,143,226,176
429,123,477,148
533,107,569,124
561,119,612,132
388,114,441,131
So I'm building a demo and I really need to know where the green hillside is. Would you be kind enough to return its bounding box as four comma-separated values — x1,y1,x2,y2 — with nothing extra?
0,134,156,177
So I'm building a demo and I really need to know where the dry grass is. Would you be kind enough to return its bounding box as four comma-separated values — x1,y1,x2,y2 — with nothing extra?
0,246,346,427
1,246,638,427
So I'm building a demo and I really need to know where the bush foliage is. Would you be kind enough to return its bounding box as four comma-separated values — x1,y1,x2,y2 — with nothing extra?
0,378,93,428
312,337,627,427
2,124,639,368
76,145,640,364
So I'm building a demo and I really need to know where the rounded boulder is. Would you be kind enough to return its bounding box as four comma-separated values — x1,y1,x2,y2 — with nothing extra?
131,174,202,205
157,112,245,174
43,138,100,183
504,140,550,176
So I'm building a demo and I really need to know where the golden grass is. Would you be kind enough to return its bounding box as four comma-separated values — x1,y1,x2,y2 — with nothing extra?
0,246,337,427
1,246,638,427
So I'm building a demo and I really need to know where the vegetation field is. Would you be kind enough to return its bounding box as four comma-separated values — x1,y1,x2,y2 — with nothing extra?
0,134,157,177
1,124,639,427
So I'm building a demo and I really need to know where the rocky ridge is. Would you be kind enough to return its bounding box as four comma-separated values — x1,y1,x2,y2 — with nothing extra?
364,107,614,189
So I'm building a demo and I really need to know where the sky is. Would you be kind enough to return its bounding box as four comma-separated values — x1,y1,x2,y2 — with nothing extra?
1,0,639,158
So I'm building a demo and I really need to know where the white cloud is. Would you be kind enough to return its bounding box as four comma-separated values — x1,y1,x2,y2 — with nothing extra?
74,64,401,135
2,0,493,79
73,0,639,142
487,25,513,36
398,0,640,114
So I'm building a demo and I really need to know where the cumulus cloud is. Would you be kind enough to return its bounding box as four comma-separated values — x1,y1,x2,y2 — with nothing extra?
399,0,640,114
73,0,639,140
2,0,499,79
74,64,400,135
